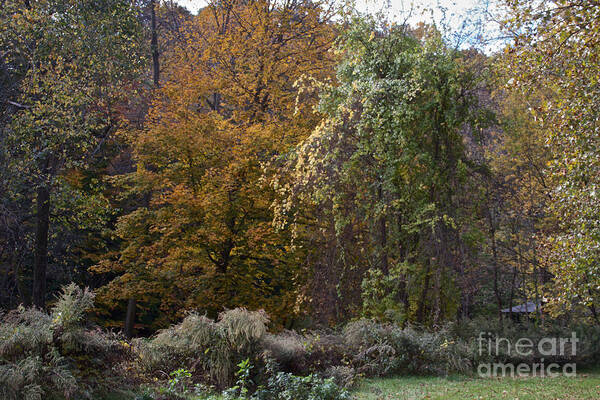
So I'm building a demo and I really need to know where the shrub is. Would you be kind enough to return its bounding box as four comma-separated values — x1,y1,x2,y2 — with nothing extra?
303,333,348,373
265,320,474,379
0,352,77,400
342,319,397,376
136,308,269,388
450,317,600,367
263,318,600,380
251,371,351,400
221,358,351,400
261,331,308,374
389,326,472,375
342,319,472,376
572,324,600,366
0,284,129,400
0,307,52,361
220,309,268,352
136,313,221,381
322,366,356,389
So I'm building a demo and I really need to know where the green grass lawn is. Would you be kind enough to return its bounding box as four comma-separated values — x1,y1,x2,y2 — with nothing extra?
104,371,600,400
353,372,600,400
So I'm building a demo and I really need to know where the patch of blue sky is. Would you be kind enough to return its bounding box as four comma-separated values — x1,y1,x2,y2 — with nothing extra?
174,0,507,53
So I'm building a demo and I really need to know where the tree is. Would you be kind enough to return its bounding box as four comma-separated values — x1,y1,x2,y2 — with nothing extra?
95,0,337,329
121,0,193,339
501,0,600,318
0,0,145,308
275,17,490,325
470,84,552,323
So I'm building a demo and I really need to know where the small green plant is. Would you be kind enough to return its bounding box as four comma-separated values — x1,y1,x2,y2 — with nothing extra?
251,371,351,400
133,391,154,400
223,358,253,399
167,368,193,395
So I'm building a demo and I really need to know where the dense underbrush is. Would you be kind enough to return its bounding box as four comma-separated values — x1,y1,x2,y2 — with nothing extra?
0,284,131,400
2,285,599,400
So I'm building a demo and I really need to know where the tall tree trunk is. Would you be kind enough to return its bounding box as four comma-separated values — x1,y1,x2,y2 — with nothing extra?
401,278,410,327
532,246,543,322
587,288,600,325
432,265,442,325
32,185,50,309
416,260,431,324
123,0,160,336
522,262,528,316
12,252,28,305
509,255,519,322
377,185,389,274
151,0,160,86
124,297,136,339
488,205,503,326
589,303,600,325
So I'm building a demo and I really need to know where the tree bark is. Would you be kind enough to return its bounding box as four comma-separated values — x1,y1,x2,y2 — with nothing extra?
532,247,543,322
122,1,159,337
151,0,160,86
416,260,431,324
588,289,600,325
377,185,389,275
124,297,136,339
32,185,50,309
13,251,28,305
487,205,503,326
432,265,442,325
509,259,518,322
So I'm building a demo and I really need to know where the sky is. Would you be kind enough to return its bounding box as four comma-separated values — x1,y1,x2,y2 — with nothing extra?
175,0,482,16
174,0,502,52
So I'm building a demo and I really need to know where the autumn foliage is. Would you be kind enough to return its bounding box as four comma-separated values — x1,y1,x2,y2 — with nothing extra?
93,0,337,328
2,0,600,340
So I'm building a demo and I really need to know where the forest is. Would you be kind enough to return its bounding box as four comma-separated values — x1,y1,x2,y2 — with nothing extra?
2,0,600,399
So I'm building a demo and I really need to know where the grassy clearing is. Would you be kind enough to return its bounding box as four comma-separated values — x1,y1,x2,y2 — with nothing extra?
353,372,600,400
103,371,600,400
